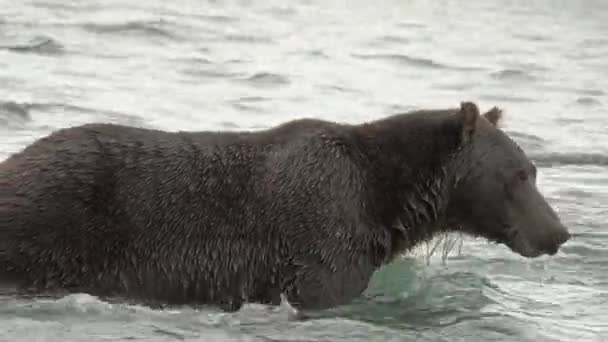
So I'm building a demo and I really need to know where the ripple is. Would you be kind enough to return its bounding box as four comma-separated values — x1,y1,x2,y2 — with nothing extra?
554,117,584,124
0,101,31,120
504,130,546,148
326,269,500,331
0,101,31,129
181,67,242,80
560,244,608,259
150,325,187,340
367,35,411,47
513,33,552,42
576,97,602,106
580,37,608,47
82,21,180,41
530,152,608,167
352,53,482,72
353,53,447,69
218,121,240,129
554,188,596,199
240,72,290,87
541,85,605,96
386,103,418,113
580,89,605,96
491,69,537,82
223,34,274,44
236,96,267,103
0,102,142,128
199,14,238,23
173,56,213,65
480,93,538,103
300,49,330,59
229,96,269,113
0,36,64,56
379,35,410,44
319,84,364,95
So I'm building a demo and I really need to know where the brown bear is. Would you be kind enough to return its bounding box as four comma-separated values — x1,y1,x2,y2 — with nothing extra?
0,101,570,312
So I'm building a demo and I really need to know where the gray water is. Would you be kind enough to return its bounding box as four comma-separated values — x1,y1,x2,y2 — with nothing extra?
1,0,607,341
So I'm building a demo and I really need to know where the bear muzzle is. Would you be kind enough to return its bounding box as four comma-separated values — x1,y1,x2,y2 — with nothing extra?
506,182,572,258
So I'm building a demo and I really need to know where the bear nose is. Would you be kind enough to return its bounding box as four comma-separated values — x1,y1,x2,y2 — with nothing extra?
541,229,571,255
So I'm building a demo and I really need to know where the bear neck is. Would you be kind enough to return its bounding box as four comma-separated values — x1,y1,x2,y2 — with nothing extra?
352,113,465,256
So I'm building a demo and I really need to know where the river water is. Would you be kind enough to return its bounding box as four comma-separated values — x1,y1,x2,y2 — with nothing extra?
1,0,607,341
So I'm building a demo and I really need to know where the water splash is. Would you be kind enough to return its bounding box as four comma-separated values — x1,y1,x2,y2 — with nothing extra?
409,232,465,266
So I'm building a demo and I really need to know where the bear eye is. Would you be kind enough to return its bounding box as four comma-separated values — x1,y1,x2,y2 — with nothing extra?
516,169,528,182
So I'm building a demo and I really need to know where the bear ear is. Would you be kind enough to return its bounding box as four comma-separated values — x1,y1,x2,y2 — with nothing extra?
459,101,480,143
482,106,503,127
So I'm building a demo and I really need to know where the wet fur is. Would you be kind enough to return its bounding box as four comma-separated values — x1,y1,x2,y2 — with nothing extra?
0,103,501,311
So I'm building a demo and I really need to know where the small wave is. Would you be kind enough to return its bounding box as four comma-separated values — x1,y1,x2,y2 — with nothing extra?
353,53,447,69
241,72,290,87
530,152,608,167
352,53,481,72
386,103,421,114
581,38,608,47
0,101,31,121
237,96,267,103
303,49,329,59
0,36,64,56
83,21,179,41
219,121,240,129
513,33,551,42
378,35,410,45
0,101,31,129
366,35,410,48
150,325,187,340
173,56,213,65
230,100,266,113
223,34,274,44
554,117,584,125
479,93,538,103
541,85,605,97
199,14,238,23
580,88,605,96
503,130,547,152
228,96,269,113
576,97,602,106
1,102,142,128
181,67,242,80
504,130,546,143
320,84,364,95
491,69,537,82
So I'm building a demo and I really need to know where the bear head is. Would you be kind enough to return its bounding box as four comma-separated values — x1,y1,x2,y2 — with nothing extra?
446,102,571,258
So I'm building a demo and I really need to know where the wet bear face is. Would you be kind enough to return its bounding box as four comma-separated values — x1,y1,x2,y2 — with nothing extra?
448,103,571,258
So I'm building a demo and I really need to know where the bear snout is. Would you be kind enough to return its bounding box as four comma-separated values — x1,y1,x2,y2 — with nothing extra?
509,223,571,258
537,228,571,256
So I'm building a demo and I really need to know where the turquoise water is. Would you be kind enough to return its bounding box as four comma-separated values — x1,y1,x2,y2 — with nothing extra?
1,0,607,341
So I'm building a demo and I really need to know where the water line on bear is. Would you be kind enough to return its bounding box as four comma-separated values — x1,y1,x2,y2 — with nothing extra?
394,166,465,266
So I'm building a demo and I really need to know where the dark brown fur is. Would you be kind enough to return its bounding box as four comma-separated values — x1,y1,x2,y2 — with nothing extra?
0,101,568,311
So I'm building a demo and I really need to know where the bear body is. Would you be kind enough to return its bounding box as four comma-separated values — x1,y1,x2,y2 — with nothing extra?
0,102,571,311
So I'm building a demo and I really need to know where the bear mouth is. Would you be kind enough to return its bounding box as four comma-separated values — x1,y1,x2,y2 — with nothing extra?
484,227,546,258
484,224,516,246
500,228,551,258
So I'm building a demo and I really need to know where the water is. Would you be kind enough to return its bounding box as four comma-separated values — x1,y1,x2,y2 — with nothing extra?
1,0,607,341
